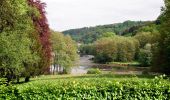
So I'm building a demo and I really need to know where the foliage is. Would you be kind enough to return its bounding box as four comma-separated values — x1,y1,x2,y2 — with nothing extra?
134,31,160,48
87,68,101,74
152,0,170,74
98,32,116,38
0,75,170,99
0,0,51,83
0,0,40,82
138,44,153,67
94,37,118,63
0,78,19,99
94,36,139,63
135,32,153,48
121,21,154,36
137,23,159,34
63,21,146,43
27,0,51,74
50,31,78,74
79,44,95,55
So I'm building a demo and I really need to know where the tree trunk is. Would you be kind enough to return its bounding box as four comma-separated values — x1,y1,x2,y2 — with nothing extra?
57,64,59,73
6,76,11,85
25,76,30,82
16,76,20,83
6,69,13,85
53,65,55,75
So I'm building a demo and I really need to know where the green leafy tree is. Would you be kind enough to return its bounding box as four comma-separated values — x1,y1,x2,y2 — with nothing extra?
94,37,118,63
0,0,39,82
152,0,170,74
99,32,116,38
50,31,78,74
139,44,152,67
93,36,139,63
79,44,95,55
134,32,153,48
134,31,160,48
63,21,146,44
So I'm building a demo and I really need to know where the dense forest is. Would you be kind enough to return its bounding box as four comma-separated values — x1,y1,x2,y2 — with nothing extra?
63,21,152,43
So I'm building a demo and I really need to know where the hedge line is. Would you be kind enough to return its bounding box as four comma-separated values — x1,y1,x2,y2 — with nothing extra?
0,77,170,100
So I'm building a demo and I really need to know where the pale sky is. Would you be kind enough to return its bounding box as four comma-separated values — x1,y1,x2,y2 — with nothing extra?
41,0,164,31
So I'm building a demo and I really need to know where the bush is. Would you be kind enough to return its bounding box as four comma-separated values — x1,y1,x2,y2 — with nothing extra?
0,76,170,99
87,68,101,74
138,49,152,67
0,79,19,100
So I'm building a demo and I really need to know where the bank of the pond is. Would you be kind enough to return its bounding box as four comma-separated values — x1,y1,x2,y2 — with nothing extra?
71,55,148,75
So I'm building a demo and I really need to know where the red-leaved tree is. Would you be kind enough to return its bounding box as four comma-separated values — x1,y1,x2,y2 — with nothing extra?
27,0,51,74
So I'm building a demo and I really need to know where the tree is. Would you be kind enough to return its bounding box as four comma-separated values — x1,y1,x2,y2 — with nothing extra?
93,36,139,63
63,21,146,44
134,32,153,48
0,0,39,83
26,0,51,81
94,37,118,63
0,0,52,83
50,31,78,74
134,31,160,48
138,44,152,67
152,0,170,74
79,44,95,55
116,37,137,62
99,32,116,38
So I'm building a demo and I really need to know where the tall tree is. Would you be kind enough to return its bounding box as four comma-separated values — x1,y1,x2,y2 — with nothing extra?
152,0,170,74
50,31,78,74
0,0,39,82
27,0,51,75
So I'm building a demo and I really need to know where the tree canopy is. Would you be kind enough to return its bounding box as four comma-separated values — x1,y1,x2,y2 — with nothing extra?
50,31,78,74
0,0,51,82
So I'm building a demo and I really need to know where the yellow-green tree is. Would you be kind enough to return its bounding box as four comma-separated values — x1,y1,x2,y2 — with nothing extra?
94,37,118,63
94,36,139,63
51,31,78,74
0,0,39,82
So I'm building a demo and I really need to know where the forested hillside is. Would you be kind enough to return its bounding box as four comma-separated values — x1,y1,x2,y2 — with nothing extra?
63,21,151,43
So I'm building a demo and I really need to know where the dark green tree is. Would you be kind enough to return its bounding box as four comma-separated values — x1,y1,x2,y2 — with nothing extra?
152,0,170,74
139,44,152,67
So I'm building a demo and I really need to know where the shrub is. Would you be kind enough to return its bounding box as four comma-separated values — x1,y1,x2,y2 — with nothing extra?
0,76,170,99
139,49,152,67
0,79,18,100
87,68,101,74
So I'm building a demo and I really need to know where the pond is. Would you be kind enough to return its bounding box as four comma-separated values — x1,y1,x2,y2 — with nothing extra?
71,55,148,75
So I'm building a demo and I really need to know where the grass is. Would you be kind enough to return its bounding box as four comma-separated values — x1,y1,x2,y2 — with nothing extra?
17,74,156,86
16,74,157,92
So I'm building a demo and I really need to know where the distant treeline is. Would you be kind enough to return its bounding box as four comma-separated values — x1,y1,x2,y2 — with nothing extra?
79,21,159,65
63,21,152,44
